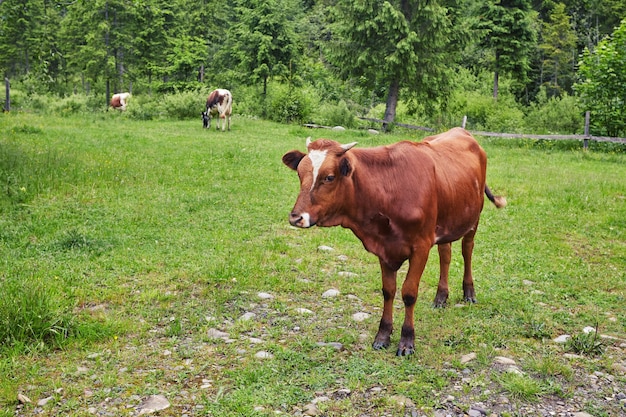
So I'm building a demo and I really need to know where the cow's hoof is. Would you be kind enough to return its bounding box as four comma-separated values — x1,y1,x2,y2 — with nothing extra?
433,299,447,308
396,346,415,356
372,339,390,350
464,296,477,304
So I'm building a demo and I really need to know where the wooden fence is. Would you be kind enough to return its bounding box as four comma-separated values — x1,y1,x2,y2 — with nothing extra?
356,113,626,148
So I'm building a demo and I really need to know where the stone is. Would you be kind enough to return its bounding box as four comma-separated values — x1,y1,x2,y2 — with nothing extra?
207,328,229,339
255,351,274,359
295,308,314,315
239,312,256,321
317,245,334,252
391,395,415,408
494,356,516,365
368,129,380,135
461,352,477,364
17,394,31,404
322,289,340,298
338,271,358,278
352,312,370,322
257,292,274,300
316,342,343,350
332,126,346,131
37,396,54,406
303,403,319,416
553,334,571,343
138,395,170,415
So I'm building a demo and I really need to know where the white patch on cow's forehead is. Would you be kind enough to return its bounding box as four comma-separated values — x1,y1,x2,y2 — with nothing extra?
308,149,328,190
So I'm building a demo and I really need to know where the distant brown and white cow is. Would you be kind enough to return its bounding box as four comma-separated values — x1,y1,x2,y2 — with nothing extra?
110,92,131,111
282,128,506,356
202,89,232,131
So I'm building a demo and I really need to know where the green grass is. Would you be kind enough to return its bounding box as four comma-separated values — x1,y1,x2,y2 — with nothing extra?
0,112,625,416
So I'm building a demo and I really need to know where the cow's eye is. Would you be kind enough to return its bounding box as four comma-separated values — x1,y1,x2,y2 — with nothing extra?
325,175,335,182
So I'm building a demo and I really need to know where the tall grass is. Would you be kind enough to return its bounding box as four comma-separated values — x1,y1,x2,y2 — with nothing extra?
0,112,625,416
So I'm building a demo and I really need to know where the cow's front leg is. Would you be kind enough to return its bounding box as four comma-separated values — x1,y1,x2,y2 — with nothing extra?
434,242,451,307
372,260,397,350
397,244,430,356
462,230,477,303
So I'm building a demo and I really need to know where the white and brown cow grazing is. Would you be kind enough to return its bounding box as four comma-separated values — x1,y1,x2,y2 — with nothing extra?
202,89,232,131
110,92,131,111
282,128,506,356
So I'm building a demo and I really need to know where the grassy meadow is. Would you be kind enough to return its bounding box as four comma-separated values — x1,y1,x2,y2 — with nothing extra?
0,112,625,416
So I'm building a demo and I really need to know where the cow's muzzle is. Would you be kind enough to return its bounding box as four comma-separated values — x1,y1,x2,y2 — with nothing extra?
289,212,313,228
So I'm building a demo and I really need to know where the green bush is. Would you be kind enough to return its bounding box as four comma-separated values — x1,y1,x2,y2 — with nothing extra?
267,84,316,124
51,94,90,116
161,90,207,120
525,89,583,134
312,100,356,128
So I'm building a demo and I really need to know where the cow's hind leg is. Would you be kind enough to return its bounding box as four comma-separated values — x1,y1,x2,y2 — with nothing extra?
462,229,477,303
434,242,451,307
373,260,397,350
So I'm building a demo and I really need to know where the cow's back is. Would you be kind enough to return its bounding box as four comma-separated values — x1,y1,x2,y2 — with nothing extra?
348,127,487,245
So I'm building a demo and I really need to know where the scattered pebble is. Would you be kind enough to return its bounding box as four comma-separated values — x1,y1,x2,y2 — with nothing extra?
138,394,170,415
37,396,54,406
316,342,343,350
554,334,571,343
317,245,334,252
391,395,415,408
17,393,31,404
338,271,358,278
352,312,370,322
255,351,274,359
494,356,516,365
207,328,229,339
257,292,274,300
322,289,340,298
295,308,314,315
461,352,477,364
239,312,256,321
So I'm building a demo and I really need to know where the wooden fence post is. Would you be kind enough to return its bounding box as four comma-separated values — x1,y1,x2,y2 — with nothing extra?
462,115,467,129
583,111,590,149
4,78,9,112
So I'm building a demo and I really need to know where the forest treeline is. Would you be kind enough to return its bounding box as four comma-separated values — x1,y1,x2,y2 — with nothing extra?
1,0,625,136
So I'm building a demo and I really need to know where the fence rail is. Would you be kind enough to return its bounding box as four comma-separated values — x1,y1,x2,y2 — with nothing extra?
356,114,626,147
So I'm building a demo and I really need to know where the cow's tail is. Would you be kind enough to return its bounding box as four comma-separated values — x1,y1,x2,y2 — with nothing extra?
485,185,507,208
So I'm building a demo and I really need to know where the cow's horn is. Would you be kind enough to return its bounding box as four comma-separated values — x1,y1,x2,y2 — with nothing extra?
341,142,358,151
306,137,312,147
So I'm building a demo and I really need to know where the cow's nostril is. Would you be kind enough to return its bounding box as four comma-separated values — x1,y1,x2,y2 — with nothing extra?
289,213,302,225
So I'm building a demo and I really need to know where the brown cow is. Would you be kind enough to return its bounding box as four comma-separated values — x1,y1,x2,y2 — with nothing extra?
202,89,232,131
282,127,506,356
110,92,131,111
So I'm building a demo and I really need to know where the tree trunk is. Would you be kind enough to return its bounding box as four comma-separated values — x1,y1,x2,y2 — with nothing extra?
383,78,400,132
493,51,499,100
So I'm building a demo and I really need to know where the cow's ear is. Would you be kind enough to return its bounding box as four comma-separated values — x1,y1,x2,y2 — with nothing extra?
282,150,306,171
339,157,352,177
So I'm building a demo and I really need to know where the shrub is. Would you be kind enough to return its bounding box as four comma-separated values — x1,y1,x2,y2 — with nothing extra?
267,85,316,124
312,100,356,128
525,89,583,134
51,94,90,116
161,90,207,120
